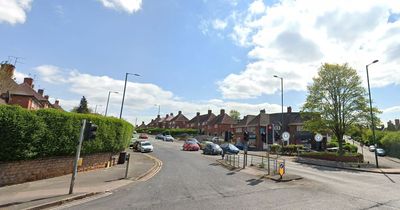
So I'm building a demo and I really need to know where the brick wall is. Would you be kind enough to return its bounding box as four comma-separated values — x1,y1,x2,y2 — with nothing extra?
0,153,119,187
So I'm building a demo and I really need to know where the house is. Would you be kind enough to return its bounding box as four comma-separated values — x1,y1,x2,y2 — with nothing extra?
138,121,147,129
234,114,256,143
169,111,189,128
0,62,63,110
207,109,237,137
164,113,175,128
187,110,216,134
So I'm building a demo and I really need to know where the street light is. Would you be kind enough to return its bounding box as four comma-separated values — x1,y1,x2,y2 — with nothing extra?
273,75,284,135
105,91,119,116
94,105,102,114
366,59,379,168
119,73,140,119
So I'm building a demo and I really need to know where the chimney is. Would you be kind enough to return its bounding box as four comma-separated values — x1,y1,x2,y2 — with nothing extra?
287,106,292,113
208,110,212,115
166,114,169,118
170,113,173,117
196,112,200,116
38,89,44,96
220,109,225,115
1,63,15,78
157,115,160,119
55,100,60,105
44,95,49,100
178,111,182,115
23,77,33,88
260,109,266,114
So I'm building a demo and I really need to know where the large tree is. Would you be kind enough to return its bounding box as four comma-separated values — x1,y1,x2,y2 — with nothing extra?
229,110,240,121
302,63,379,154
71,96,91,114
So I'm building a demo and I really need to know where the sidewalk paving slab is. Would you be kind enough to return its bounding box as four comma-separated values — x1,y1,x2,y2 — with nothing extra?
0,151,159,210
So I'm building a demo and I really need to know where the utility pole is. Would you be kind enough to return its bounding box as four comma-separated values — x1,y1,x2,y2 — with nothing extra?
69,119,86,194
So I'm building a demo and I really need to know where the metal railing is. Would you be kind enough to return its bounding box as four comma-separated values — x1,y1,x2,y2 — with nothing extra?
224,153,285,175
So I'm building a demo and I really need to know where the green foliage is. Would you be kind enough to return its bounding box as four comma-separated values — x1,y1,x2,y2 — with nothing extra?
380,132,400,158
229,110,240,121
71,96,91,114
281,144,304,155
326,141,339,148
343,143,358,153
137,128,197,136
0,105,133,161
302,63,379,155
270,144,282,153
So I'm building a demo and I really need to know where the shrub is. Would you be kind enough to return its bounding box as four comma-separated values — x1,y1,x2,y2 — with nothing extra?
281,144,304,155
380,132,400,158
343,143,358,153
270,144,282,154
0,105,133,161
300,151,363,162
326,141,338,148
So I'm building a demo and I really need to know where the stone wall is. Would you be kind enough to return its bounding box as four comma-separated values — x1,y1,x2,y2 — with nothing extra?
0,153,119,187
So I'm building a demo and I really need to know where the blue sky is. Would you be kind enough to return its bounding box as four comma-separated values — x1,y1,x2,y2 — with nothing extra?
0,0,399,126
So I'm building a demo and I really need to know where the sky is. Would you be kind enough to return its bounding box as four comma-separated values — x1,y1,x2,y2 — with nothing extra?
0,0,399,126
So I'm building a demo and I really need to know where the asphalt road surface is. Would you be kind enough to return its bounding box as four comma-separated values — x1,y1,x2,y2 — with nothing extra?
62,137,400,210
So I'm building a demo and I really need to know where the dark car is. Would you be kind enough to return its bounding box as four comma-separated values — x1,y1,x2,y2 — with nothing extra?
155,134,164,140
203,143,223,155
220,143,240,154
235,141,245,150
376,148,386,156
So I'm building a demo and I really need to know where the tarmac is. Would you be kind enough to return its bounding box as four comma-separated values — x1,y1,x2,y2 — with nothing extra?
0,151,161,210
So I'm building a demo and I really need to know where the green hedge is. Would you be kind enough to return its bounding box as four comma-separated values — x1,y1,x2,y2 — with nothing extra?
380,132,400,158
137,128,197,136
0,105,133,161
300,151,363,162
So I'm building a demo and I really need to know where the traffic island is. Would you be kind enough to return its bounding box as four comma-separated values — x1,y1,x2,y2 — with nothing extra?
265,174,303,182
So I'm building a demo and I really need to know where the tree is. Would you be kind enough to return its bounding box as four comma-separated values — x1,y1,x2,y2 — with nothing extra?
71,96,91,114
302,63,379,155
229,110,240,121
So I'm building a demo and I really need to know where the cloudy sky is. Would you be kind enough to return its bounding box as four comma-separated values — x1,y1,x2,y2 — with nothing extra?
0,0,399,125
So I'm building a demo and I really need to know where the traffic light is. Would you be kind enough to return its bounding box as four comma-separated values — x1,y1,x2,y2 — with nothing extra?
261,131,266,143
267,124,273,144
243,131,249,142
84,121,98,141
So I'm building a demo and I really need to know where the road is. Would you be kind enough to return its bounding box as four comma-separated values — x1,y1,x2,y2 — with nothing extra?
61,137,400,210
348,140,400,168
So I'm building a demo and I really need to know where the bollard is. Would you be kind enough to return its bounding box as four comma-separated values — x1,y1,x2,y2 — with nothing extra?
124,153,130,179
267,153,270,175
251,156,253,166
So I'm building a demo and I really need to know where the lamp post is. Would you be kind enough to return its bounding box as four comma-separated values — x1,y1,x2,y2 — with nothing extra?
119,73,140,119
273,75,284,133
94,105,102,114
105,91,118,116
154,104,160,116
366,59,379,168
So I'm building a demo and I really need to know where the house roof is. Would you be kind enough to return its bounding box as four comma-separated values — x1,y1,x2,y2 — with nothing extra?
236,115,256,127
188,112,216,124
52,102,63,110
208,113,237,125
165,114,174,122
248,112,270,126
171,112,189,122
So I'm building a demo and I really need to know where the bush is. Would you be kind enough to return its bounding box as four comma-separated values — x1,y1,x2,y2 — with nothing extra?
380,132,400,158
326,141,338,148
0,105,133,161
281,144,304,155
300,151,363,162
343,143,358,153
270,144,282,153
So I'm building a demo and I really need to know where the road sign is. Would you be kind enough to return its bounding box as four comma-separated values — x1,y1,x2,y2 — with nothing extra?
279,162,285,177
315,133,323,142
282,131,290,141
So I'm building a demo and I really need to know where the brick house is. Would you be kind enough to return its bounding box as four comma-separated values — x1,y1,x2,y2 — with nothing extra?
169,111,189,128
138,121,147,129
0,63,63,110
187,110,216,134
207,109,237,137
233,114,256,143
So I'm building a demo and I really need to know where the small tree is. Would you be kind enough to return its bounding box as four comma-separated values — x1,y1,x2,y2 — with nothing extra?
229,110,240,121
72,96,91,114
302,63,379,155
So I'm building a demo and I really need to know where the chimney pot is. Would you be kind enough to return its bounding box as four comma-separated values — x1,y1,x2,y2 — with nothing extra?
170,113,173,116
196,112,200,116
178,111,182,114
287,106,292,113
38,89,44,96
157,115,160,118
220,109,225,115
260,109,266,114
44,95,49,100
55,100,59,105
208,110,212,115
23,78,34,87
1,63,15,78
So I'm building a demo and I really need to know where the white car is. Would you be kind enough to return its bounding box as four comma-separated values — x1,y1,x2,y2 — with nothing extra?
164,135,175,142
139,141,153,153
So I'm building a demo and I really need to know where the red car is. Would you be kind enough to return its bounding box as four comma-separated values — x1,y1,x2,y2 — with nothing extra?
183,142,200,151
139,133,148,139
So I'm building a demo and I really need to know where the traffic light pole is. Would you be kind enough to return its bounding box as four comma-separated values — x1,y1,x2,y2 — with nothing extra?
69,119,86,194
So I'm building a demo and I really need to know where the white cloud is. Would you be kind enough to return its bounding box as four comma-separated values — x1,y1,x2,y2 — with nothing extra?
99,0,142,13
0,0,32,25
212,19,227,30
383,106,400,114
34,65,284,124
215,0,400,99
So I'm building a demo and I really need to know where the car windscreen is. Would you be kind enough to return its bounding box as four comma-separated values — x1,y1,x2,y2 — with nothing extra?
142,142,151,146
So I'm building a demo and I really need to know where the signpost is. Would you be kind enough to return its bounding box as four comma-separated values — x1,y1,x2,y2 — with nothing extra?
282,131,290,146
315,133,323,142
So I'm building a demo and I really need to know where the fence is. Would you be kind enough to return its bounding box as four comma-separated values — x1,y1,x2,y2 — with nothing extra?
224,153,285,175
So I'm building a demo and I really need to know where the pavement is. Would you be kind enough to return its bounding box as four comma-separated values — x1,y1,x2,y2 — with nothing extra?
0,150,161,210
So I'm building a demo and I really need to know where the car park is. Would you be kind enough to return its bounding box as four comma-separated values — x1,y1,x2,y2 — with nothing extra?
220,143,240,154
376,148,386,156
155,134,165,140
183,141,200,151
138,141,153,153
203,143,223,155
164,135,174,142
199,141,213,150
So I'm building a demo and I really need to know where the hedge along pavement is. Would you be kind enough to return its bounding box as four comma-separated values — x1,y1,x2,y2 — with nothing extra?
0,105,134,161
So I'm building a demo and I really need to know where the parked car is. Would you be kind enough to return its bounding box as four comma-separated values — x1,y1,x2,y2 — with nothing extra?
138,141,153,153
211,137,220,143
199,141,213,150
220,143,240,154
183,141,200,151
139,133,148,139
131,140,143,151
369,145,376,152
203,143,223,155
235,141,245,150
164,135,174,142
376,148,386,156
186,138,200,145
155,134,164,140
